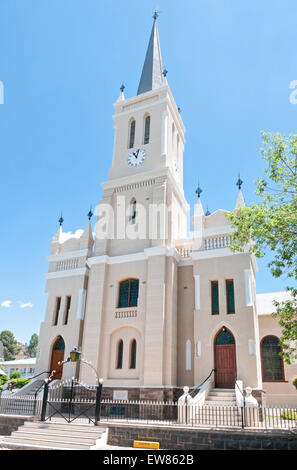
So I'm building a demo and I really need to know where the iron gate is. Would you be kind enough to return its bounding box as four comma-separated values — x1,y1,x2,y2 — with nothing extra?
41,378,102,425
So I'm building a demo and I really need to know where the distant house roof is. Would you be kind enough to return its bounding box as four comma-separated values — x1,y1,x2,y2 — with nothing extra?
0,358,36,366
256,291,292,316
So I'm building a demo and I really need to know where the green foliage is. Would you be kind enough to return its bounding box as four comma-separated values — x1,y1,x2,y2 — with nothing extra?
25,333,39,358
0,330,20,361
0,374,8,391
9,370,21,379
280,409,297,420
292,376,297,390
10,377,31,389
227,132,297,364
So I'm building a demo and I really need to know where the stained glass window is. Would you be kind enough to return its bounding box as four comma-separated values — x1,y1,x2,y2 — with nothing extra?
261,336,284,381
54,337,65,350
216,329,235,345
119,279,139,308
116,340,123,369
226,280,235,314
211,281,219,315
130,339,137,369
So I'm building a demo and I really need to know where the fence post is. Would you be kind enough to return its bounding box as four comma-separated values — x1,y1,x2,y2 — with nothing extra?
94,379,103,426
40,379,49,422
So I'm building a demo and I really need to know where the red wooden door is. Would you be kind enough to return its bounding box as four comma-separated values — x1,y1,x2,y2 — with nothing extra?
50,349,64,380
215,344,236,388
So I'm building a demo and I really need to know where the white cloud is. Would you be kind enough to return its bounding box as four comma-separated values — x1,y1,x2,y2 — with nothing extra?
1,300,12,308
19,302,33,309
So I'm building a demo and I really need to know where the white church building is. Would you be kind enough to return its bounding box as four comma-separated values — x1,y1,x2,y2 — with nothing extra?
35,14,297,406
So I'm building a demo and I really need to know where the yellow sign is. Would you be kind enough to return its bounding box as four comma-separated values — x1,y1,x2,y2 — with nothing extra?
133,440,160,449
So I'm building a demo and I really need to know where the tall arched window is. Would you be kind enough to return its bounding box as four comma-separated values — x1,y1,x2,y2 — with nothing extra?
130,199,136,224
118,279,139,308
116,339,123,369
129,339,137,369
261,336,284,381
144,115,150,144
129,119,136,148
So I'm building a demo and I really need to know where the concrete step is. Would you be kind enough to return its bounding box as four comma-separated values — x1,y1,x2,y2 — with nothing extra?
23,421,105,436
11,430,99,445
0,435,92,450
206,396,236,402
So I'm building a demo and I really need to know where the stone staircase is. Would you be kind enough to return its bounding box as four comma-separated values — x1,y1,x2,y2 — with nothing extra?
205,388,237,405
0,421,107,450
192,388,242,427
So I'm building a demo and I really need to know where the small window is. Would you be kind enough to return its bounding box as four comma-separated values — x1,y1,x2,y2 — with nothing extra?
144,115,150,144
130,199,136,224
129,339,137,369
226,280,235,314
211,281,219,315
63,296,71,325
118,279,139,308
53,297,61,325
261,336,284,381
116,340,123,369
129,119,136,148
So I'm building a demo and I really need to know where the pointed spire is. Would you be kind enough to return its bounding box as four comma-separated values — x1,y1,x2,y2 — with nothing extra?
137,12,164,95
235,174,246,209
116,83,125,102
205,206,211,216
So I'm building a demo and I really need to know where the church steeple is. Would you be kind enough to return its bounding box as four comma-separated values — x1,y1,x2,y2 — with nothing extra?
137,11,165,95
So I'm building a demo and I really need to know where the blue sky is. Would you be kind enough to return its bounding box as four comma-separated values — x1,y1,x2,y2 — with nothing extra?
0,0,296,344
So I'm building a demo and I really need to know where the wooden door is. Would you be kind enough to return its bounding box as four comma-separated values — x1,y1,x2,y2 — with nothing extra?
50,337,65,380
214,329,236,388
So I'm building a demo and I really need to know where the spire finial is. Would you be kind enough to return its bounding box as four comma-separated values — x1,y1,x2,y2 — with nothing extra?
153,8,159,20
162,68,168,77
205,206,211,216
58,212,64,226
236,173,243,190
120,83,125,93
87,206,93,220
195,182,202,199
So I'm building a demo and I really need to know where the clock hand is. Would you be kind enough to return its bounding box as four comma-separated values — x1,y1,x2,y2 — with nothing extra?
135,149,139,159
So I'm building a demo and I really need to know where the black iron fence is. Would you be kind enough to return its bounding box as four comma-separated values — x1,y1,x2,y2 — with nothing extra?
0,393,43,416
0,390,296,431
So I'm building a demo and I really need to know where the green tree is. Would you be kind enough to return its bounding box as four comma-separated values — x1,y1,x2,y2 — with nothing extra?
227,132,297,364
0,330,20,361
25,333,39,358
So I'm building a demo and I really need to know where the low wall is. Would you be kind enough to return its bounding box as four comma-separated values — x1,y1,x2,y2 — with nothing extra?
0,414,34,436
106,423,297,450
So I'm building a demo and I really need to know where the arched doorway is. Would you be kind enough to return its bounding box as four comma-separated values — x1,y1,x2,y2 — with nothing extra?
214,328,236,388
50,336,65,380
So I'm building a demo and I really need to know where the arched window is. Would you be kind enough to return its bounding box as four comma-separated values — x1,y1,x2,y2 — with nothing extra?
129,119,136,148
130,199,136,224
215,329,235,345
116,339,123,369
118,279,139,308
144,115,150,144
129,339,137,369
261,336,284,381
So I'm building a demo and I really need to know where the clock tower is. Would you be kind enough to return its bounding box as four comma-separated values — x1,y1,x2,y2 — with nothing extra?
95,14,189,256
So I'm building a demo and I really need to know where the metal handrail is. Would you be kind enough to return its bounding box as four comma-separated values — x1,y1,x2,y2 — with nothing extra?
189,368,216,398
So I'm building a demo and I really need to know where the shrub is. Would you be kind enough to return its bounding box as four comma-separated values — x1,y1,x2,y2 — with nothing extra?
0,374,8,391
10,378,31,389
292,376,297,390
10,370,21,379
280,409,297,420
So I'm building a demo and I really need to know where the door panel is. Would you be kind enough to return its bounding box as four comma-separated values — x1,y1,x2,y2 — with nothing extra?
215,344,236,388
50,349,64,380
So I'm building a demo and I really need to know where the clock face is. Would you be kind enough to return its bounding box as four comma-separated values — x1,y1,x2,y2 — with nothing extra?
127,149,146,167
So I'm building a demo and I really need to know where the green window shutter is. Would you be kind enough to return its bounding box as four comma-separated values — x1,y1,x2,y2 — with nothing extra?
119,280,130,308
129,280,139,307
211,281,219,315
226,280,235,314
